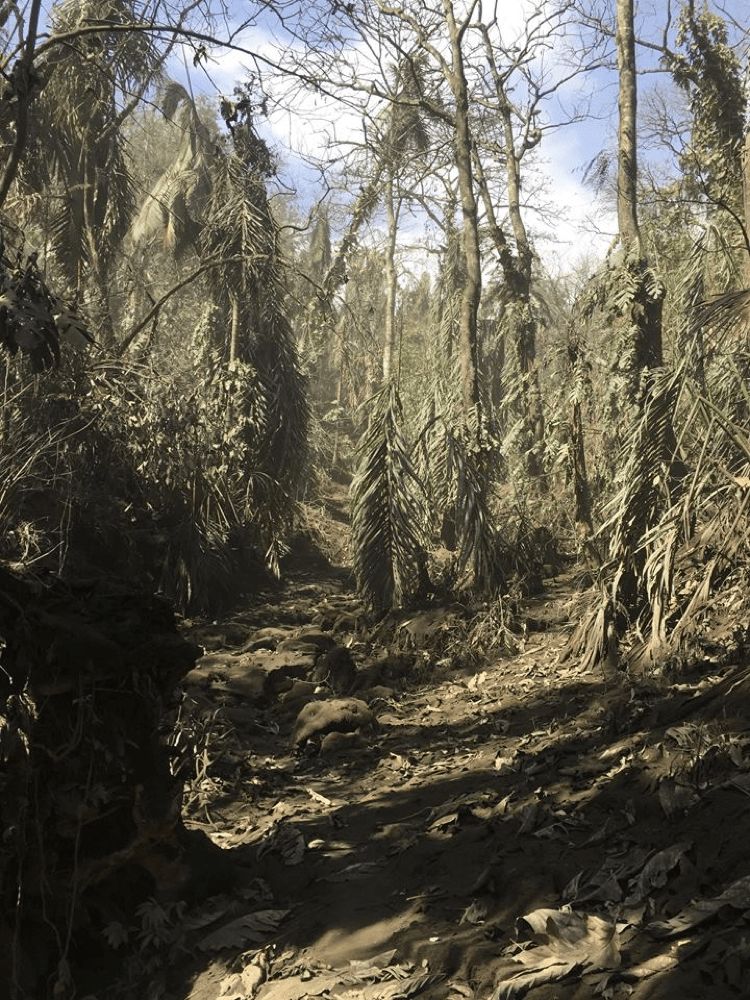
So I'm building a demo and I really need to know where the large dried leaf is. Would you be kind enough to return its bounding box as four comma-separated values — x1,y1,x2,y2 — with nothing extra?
197,909,290,952
647,874,750,939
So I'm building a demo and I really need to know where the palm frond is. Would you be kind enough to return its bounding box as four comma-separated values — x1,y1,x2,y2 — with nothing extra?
350,383,428,611
245,314,310,494
568,368,685,668
130,85,212,254
607,368,683,567
692,288,750,350
448,424,499,591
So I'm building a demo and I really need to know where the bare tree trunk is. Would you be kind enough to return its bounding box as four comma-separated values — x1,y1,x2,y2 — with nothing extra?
443,0,482,435
615,0,663,387
382,174,398,382
229,294,240,363
616,0,640,246
473,44,545,487
743,131,750,286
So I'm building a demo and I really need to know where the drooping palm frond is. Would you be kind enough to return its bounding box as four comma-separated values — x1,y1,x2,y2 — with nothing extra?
129,83,213,256
413,384,454,507
244,313,310,496
607,368,684,569
379,55,437,175
27,0,164,285
448,423,499,592
692,288,750,352
350,382,428,611
567,368,685,670
202,151,276,297
199,133,310,509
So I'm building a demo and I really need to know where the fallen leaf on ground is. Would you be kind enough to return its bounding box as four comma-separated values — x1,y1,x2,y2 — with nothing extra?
460,899,489,924
219,972,245,999
647,873,750,938
241,951,270,997
305,786,334,806
198,909,289,951
625,841,692,905
516,908,621,970
257,972,344,1000
324,860,382,882
340,971,445,1000
490,960,580,1000
257,821,305,865
348,950,399,973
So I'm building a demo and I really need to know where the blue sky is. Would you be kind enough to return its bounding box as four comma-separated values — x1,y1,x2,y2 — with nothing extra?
167,2,627,274
167,2,621,274
34,0,747,277
127,0,750,276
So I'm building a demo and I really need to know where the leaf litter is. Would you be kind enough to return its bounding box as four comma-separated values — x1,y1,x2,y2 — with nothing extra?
164,567,750,1000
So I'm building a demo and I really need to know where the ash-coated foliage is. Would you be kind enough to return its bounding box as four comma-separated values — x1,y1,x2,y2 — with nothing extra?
569,276,750,674
350,383,428,611
2,75,309,611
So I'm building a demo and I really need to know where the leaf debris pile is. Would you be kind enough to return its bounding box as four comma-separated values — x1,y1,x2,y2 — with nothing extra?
158,569,750,1000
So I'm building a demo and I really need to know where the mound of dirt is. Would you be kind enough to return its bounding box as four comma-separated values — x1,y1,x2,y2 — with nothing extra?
31,562,750,1000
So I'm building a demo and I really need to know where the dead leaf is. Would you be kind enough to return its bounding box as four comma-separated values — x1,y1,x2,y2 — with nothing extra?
494,755,518,774
257,973,344,1000
198,909,289,952
324,861,382,882
565,868,623,905
241,952,270,997
348,950,399,973
627,952,680,979
181,895,235,931
429,812,459,832
491,960,579,999
257,822,305,865
647,873,750,938
305,787,334,806
599,979,633,999
625,842,691,905
219,972,245,998
460,900,489,925
340,972,445,1000
517,908,621,971
658,778,699,818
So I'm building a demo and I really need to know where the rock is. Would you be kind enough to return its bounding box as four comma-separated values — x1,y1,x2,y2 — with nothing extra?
295,629,338,651
363,685,396,703
211,665,272,704
291,698,377,749
234,626,296,654
278,681,321,720
319,731,364,755
196,649,315,697
350,652,413,692
281,680,319,704
222,704,262,727
276,639,320,657
311,646,357,694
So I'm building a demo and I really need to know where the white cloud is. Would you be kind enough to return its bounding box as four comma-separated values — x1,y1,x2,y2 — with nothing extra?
170,2,621,274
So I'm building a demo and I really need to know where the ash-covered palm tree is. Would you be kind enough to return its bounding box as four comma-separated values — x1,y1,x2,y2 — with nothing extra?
202,98,309,499
12,0,166,342
374,56,434,382
129,84,309,570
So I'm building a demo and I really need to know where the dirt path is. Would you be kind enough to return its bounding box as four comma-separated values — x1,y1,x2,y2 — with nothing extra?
157,566,750,1000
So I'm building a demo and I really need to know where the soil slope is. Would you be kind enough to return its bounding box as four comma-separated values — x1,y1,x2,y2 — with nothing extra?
134,557,750,1000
